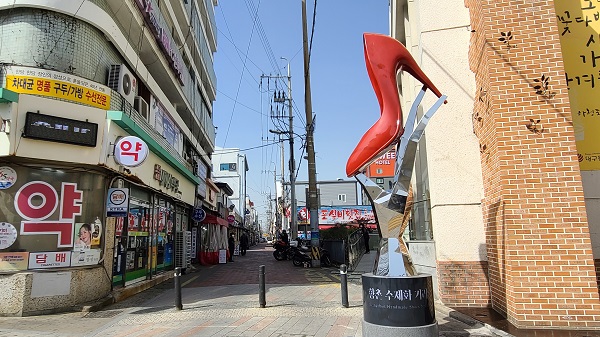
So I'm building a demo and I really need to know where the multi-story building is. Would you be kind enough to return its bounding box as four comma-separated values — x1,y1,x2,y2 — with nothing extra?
211,147,249,227
388,0,600,330
0,0,217,316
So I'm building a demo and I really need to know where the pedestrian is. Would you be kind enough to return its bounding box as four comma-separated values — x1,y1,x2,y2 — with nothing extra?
240,232,249,256
280,230,289,245
228,233,235,262
361,224,370,253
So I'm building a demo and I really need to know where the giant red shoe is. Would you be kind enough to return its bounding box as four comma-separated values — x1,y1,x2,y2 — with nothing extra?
346,33,446,177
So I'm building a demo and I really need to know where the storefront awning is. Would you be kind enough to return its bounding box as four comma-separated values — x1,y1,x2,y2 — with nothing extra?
201,214,229,227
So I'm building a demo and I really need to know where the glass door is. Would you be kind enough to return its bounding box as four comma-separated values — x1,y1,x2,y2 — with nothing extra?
125,198,150,285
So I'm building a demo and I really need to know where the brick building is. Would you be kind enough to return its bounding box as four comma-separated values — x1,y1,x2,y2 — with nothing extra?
388,0,600,330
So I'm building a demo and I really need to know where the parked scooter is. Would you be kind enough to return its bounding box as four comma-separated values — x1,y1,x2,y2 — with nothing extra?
272,240,296,260
292,245,332,267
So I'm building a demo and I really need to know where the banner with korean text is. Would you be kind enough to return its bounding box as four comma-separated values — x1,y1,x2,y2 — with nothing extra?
554,1,600,170
4,66,111,110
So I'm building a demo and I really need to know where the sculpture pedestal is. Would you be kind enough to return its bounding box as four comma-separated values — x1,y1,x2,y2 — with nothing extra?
362,273,437,337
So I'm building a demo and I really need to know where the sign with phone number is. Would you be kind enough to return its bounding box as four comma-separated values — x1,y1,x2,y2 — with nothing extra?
5,67,111,110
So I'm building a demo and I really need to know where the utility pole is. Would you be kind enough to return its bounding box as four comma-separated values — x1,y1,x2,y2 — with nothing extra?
265,59,297,240
284,59,297,241
301,0,319,266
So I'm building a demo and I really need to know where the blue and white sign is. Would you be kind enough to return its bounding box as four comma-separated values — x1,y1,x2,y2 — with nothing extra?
192,207,206,222
106,188,129,217
0,167,17,190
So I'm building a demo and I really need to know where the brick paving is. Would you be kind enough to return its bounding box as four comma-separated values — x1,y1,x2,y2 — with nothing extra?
0,243,504,337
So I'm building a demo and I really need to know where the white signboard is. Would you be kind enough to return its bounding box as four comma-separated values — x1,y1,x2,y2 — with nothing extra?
70,249,101,267
31,272,71,298
0,223,17,249
218,249,227,264
106,188,129,217
191,227,197,260
114,136,148,167
28,251,72,269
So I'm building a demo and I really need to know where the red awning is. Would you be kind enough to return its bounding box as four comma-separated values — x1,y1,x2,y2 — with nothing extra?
201,214,229,227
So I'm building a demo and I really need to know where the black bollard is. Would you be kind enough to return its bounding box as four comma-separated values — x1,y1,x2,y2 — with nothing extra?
259,265,266,308
340,264,349,308
174,267,182,310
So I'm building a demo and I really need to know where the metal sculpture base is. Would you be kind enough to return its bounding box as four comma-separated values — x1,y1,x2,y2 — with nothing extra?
362,273,437,337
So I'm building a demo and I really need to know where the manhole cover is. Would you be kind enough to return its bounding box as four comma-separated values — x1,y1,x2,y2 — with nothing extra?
84,310,123,318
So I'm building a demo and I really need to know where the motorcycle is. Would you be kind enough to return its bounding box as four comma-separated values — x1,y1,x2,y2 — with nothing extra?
272,240,296,260
292,245,332,267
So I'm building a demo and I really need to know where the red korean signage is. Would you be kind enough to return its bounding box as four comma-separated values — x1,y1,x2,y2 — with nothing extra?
114,136,149,167
14,181,82,247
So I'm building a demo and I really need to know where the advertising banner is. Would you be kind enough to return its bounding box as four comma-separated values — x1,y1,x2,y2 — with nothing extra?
297,205,376,225
5,66,111,110
554,1,600,170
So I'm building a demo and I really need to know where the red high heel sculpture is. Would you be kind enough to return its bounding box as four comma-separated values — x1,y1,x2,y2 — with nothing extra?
346,33,447,277
346,33,446,177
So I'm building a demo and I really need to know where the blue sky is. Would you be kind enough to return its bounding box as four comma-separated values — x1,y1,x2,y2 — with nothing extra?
212,1,390,218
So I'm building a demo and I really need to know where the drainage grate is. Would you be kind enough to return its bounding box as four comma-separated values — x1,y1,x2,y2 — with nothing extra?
84,310,124,318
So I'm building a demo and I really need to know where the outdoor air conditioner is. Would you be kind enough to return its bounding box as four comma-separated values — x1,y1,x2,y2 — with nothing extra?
133,96,149,122
108,64,137,105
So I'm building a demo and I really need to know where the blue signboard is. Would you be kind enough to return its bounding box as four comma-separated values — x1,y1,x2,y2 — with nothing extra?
192,207,206,222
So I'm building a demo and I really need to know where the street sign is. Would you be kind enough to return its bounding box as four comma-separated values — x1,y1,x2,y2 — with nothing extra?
227,215,235,224
192,207,206,222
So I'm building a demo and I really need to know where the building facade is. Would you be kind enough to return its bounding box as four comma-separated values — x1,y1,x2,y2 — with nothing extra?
390,0,600,330
0,0,217,315
211,147,249,227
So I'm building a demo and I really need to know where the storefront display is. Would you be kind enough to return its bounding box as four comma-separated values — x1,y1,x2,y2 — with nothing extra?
0,164,106,272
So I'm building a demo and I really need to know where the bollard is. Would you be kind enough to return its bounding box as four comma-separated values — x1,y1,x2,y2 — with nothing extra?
174,267,183,310
259,265,266,308
340,264,349,308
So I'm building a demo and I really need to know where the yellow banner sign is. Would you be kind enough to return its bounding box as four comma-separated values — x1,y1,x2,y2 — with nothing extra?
554,1,600,170
4,67,111,110
0,252,29,272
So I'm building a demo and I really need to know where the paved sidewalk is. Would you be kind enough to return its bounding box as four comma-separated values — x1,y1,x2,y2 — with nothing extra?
0,244,505,337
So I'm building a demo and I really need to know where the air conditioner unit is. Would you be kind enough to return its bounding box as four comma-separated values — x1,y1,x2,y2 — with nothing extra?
133,96,149,122
108,64,137,105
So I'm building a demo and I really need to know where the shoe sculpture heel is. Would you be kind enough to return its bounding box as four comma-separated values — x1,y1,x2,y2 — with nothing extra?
346,33,446,177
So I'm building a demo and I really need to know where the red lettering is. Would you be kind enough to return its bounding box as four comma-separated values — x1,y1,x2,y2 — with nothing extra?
135,141,142,151
120,140,132,151
15,181,58,220
60,183,82,220
21,221,74,247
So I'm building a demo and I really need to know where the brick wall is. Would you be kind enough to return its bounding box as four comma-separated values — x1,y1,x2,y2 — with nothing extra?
463,0,600,329
438,261,491,307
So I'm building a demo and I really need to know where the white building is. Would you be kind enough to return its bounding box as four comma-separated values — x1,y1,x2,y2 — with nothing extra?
212,147,249,226
0,0,217,315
